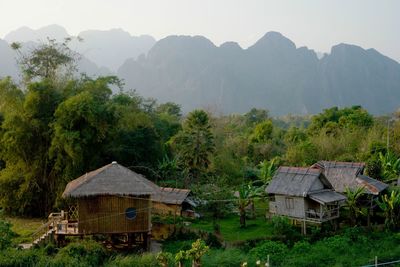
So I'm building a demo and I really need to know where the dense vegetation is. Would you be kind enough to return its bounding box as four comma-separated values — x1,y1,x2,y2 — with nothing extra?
1,39,400,266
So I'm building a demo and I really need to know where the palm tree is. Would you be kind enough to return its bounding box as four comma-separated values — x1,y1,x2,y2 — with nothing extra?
344,187,365,226
236,183,264,228
376,190,400,229
172,110,215,183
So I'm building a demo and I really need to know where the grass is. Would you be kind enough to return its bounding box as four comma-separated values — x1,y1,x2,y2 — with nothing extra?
5,216,45,244
189,200,274,242
189,215,274,242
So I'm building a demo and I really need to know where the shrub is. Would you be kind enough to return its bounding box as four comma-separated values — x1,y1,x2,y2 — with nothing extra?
105,253,159,267
249,240,288,265
0,220,15,250
51,240,107,267
0,248,44,267
202,249,256,267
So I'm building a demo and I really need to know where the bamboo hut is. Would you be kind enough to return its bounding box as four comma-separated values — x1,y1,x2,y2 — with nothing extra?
62,161,157,249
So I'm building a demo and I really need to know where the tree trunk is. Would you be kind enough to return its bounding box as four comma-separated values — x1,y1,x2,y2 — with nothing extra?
240,209,246,228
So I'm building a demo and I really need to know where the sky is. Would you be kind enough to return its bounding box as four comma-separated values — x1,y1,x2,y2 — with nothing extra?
0,0,399,61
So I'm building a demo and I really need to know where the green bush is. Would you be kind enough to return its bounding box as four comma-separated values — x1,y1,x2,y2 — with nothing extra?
0,215,16,250
50,240,107,267
104,254,159,267
202,249,256,267
270,216,301,244
0,248,44,267
249,240,288,265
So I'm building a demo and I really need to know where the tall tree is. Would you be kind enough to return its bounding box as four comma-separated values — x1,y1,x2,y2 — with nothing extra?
11,38,78,83
171,110,215,183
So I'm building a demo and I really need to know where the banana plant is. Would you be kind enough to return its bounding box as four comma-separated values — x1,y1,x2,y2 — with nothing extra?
376,190,400,229
344,187,365,226
378,151,400,182
258,158,279,185
236,182,264,228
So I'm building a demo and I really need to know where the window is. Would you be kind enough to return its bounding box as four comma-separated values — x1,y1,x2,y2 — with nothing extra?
285,198,294,209
269,194,276,202
125,207,137,220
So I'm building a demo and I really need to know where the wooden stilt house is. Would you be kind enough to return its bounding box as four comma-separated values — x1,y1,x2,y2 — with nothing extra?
61,161,157,250
266,167,346,225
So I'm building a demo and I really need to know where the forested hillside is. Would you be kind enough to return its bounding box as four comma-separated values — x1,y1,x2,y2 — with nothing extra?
1,39,400,217
1,36,400,267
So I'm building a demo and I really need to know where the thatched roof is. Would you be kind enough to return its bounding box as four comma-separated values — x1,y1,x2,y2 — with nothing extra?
62,162,157,198
152,187,191,205
266,166,333,197
312,161,388,195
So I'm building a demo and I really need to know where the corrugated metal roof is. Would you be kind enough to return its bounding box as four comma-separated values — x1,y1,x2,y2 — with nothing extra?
309,190,347,204
313,161,388,195
266,166,332,196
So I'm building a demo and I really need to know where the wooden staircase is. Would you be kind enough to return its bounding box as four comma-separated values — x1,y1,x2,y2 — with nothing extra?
19,212,67,249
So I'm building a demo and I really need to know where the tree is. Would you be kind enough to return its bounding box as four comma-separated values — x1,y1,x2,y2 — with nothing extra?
11,38,79,83
308,106,373,135
378,151,400,182
376,190,400,230
344,187,365,226
156,102,182,118
235,183,264,228
244,108,269,126
0,80,61,215
171,110,215,183
257,158,279,185
50,78,115,189
250,120,273,143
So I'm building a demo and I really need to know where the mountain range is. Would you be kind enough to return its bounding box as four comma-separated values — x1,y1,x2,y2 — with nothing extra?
1,25,400,115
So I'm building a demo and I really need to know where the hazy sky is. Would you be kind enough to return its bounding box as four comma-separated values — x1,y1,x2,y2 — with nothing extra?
1,0,399,61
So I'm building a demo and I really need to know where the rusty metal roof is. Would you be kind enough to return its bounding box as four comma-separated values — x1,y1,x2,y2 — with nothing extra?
313,161,388,195
266,166,333,197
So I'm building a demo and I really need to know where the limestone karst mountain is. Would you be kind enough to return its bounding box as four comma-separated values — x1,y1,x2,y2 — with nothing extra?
1,26,400,115
118,31,400,114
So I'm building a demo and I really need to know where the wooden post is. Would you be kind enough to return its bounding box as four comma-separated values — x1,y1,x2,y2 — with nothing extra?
320,205,323,221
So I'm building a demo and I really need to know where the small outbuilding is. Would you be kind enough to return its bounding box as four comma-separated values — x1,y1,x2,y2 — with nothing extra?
266,167,346,225
152,187,195,217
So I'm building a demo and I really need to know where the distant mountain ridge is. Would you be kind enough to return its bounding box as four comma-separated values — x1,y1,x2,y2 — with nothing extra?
118,31,400,115
1,25,400,115
3,25,156,72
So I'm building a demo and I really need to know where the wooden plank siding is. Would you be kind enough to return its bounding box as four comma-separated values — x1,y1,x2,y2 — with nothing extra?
78,195,151,234
269,195,306,219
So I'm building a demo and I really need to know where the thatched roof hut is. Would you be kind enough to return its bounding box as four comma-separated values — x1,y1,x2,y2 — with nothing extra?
62,162,159,237
63,162,157,198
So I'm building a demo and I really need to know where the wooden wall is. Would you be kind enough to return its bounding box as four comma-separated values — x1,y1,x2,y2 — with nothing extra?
152,202,182,216
78,195,151,234
269,195,306,219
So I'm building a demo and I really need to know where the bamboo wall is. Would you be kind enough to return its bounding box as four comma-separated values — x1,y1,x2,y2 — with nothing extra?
78,195,151,234
152,202,182,216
